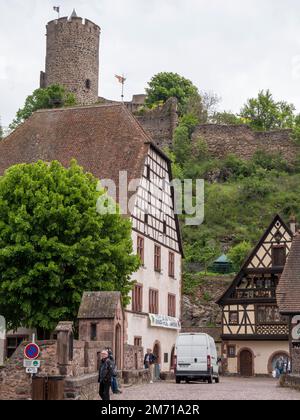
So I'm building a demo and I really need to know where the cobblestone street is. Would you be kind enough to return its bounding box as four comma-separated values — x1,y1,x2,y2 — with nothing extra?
113,377,300,401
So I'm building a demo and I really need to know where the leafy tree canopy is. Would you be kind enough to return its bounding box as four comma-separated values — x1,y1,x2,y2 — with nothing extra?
240,89,297,131
228,242,252,272
0,161,140,331
10,84,76,130
145,72,199,111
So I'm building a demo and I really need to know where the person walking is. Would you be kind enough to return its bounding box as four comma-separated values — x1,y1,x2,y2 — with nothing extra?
144,349,157,384
107,348,122,395
98,350,113,401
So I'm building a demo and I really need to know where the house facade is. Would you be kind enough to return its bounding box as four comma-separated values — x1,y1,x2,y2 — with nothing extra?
0,104,182,371
217,215,293,376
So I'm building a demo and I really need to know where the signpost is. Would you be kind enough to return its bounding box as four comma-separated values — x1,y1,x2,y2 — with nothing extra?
24,342,40,360
24,335,41,376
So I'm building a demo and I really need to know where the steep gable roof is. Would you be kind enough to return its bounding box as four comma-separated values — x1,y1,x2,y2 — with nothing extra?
78,291,122,319
217,214,293,305
0,104,153,200
277,233,300,314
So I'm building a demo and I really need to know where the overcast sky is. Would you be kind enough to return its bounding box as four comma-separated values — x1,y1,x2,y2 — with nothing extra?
1,0,300,127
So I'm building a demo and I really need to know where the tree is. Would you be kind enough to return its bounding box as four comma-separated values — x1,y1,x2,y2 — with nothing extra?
240,90,296,131
0,161,140,332
145,72,199,112
10,84,76,130
228,242,252,272
173,124,192,166
211,111,243,125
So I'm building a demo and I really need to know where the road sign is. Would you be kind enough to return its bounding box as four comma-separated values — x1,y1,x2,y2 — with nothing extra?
23,359,41,368
26,367,38,374
24,343,40,360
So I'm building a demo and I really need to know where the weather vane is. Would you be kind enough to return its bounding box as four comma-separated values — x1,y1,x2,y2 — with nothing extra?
53,6,60,19
115,74,127,103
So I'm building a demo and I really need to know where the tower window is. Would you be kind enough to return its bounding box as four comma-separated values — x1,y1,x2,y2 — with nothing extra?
85,79,91,89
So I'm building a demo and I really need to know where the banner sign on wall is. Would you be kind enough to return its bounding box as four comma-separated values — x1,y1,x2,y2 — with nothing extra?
149,314,181,330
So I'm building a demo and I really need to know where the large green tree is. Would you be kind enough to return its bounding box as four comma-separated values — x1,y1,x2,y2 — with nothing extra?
240,89,296,131
0,161,140,332
10,84,76,130
145,72,199,111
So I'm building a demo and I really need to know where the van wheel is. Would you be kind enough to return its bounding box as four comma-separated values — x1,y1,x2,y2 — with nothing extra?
215,376,220,384
208,376,213,384
176,377,181,384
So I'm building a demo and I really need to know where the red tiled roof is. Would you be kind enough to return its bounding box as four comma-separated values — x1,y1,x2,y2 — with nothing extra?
277,233,300,314
0,104,153,201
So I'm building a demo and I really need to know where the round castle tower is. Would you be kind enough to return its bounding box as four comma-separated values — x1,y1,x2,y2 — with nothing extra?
40,10,100,105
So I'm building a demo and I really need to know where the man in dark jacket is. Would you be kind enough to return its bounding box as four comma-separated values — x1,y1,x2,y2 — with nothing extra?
98,350,113,401
144,349,157,384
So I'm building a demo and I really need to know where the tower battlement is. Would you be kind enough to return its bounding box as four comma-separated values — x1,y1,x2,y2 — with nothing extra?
40,11,101,105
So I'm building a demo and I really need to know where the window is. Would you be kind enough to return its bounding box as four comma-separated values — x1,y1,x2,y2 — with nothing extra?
168,294,176,318
144,213,149,225
163,220,167,235
149,289,159,314
257,305,282,324
164,353,169,363
132,284,143,313
154,245,161,272
90,323,97,341
134,337,142,347
272,246,286,267
137,236,145,265
169,252,175,278
7,336,28,358
227,345,236,358
229,311,239,325
146,164,151,180
85,79,91,89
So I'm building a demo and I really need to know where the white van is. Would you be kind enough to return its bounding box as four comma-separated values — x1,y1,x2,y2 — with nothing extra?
175,333,220,384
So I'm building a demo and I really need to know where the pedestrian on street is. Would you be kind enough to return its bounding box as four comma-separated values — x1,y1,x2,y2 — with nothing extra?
98,350,113,401
106,348,122,395
144,349,157,384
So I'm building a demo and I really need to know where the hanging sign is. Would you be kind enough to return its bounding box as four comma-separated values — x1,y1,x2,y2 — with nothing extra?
149,314,181,330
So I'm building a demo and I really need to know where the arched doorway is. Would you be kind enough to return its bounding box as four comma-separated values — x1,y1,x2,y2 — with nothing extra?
115,324,122,369
239,349,254,377
268,352,290,375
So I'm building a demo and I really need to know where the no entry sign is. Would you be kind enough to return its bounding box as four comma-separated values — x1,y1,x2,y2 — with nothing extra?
24,343,40,360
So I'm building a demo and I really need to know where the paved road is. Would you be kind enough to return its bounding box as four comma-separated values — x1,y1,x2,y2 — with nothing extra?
113,377,299,401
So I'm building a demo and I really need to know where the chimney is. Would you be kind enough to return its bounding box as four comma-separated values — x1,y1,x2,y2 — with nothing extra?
290,214,297,236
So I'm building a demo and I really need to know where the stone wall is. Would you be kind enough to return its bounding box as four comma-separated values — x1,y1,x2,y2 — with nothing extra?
0,341,58,400
136,98,178,149
42,16,100,105
124,344,144,371
193,124,299,163
291,346,300,375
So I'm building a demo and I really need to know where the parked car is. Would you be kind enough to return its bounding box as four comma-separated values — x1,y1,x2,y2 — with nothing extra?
175,333,220,384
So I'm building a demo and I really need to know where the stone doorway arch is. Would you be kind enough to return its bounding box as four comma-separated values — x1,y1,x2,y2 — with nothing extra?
268,351,290,375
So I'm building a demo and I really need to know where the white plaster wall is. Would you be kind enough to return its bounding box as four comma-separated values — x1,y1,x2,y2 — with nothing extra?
227,341,290,375
126,231,182,371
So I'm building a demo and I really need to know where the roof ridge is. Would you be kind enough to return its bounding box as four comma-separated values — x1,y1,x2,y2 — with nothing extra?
35,103,123,114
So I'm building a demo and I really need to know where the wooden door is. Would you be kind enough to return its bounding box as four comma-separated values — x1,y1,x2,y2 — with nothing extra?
240,350,253,377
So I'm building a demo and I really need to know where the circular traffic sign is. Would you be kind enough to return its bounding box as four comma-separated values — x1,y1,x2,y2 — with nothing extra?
24,343,40,360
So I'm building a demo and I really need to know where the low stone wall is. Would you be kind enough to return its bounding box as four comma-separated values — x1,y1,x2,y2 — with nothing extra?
122,369,150,385
280,374,300,391
64,373,99,400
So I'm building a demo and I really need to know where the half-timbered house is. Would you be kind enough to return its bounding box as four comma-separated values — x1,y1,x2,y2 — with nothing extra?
0,104,183,371
217,215,293,376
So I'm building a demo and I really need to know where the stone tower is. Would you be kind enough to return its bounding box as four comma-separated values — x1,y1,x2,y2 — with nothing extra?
40,10,100,105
